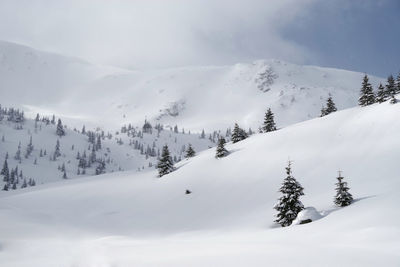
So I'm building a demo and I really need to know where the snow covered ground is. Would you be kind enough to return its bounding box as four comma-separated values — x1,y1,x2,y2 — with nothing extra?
1,101,399,266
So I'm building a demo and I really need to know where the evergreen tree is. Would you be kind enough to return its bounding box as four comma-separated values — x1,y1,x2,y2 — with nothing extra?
185,144,196,158
359,74,375,106
95,160,106,175
62,170,67,179
386,75,397,98
3,184,8,191
215,138,229,158
96,136,102,150
320,106,327,117
56,119,66,137
200,129,206,139
1,158,9,182
262,108,277,133
14,142,22,162
334,171,353,207
157,145,174,177
396,73,400,94
274,162,304,227
376,83,387,103
231,123,248,143
325,95,337,114
54,140,61,159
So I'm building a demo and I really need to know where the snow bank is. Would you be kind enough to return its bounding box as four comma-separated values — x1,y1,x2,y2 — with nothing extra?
292,207,323,225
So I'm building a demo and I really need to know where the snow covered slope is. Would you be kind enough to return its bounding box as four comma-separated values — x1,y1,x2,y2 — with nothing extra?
0,101,399,266
0,41,117,107
0,109,215,189
0,41,383,131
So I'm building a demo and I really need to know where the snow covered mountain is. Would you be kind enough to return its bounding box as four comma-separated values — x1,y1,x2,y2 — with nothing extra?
0,41,383,131
0,100,399,266
0,107,215,190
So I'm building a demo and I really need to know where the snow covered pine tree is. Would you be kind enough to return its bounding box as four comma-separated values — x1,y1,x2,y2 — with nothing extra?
320,95,337,117
185,144,196,158
262,108,277,133
56,119,66,137
358,74,375,106
231,123,248,143
157,145,174,177
215,138,229,158
376,83,387,103
334,171,353,207
274,161,305,227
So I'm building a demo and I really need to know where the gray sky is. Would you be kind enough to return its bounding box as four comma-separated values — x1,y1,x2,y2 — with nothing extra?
0,0,397,76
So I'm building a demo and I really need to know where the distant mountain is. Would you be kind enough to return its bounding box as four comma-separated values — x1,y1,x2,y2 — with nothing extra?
0,40,383,132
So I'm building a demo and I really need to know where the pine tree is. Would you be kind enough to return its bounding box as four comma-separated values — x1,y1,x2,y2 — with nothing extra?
320,106,327,117
157,145,174,177
274,162,304,227
386,75,397,98
62,170,67,179
334,171,353,207
231,123,248,143
325,95,337,114
96,136,102,150
1,158,9,182
54,140,61,159
95,160,106,175
185,144,196,158
200,129,206,139
376,83,387,103
396,73,400,95
262,108,277,133
56,119,66,137
359,74,375,106
215,138,229,158
14,142,22,162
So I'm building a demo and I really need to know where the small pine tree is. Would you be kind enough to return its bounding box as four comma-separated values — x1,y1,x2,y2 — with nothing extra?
185,144,196,158
262,108,277,133
274,162,305,227
386,75,397,98
334,171,353,207
54,140,61,159
376,83,387,103
62,170,67,179
157,145,174,177
232,123,248,143
359,74,375,106
320,106,327,117
215,138,228,158
325,95,337,114
56,119,66,137
1,158,9,182
396,73,400,95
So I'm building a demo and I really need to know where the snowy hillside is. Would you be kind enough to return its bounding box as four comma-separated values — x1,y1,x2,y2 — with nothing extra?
0,41,383,131
0,101,399,266
0,107,215,190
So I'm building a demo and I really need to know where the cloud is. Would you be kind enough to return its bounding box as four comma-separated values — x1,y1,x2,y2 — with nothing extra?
0,0,316,69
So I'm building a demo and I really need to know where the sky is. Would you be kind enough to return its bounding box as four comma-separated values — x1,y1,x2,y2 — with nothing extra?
0,0,398,77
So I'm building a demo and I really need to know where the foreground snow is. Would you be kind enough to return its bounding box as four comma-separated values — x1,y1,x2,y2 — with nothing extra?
0,102,400,266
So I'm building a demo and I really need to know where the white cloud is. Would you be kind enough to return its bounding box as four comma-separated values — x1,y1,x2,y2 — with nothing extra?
0,0,316,69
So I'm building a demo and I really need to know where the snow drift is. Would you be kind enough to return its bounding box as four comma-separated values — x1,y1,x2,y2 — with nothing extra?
0,101,399,266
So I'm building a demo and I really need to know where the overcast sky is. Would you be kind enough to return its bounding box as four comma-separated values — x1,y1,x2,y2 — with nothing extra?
0,0,398,76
